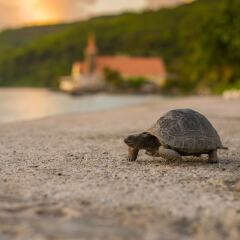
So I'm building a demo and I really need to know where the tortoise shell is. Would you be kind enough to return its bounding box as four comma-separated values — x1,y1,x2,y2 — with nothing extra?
147,109,223,154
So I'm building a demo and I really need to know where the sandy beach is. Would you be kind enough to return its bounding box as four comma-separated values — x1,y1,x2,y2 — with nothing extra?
0,96,240,240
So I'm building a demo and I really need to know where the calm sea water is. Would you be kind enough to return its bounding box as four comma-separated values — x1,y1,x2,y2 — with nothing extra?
0,88,149,123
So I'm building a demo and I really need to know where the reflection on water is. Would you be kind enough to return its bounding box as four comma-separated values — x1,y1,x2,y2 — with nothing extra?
0,88,148,123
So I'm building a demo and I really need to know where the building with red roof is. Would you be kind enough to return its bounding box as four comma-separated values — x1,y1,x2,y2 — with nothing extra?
60,34,166,92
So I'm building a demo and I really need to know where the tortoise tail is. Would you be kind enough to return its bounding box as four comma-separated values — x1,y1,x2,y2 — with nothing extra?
218,146,228,150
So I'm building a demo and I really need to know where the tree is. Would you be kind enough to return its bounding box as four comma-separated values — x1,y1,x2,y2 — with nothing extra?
194,0,240,92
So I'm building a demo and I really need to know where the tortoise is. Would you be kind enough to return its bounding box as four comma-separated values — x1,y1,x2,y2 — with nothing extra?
124,109,228,163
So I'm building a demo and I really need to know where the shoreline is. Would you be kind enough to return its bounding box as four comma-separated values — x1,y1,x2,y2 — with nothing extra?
0,96,239,239
0,90,156,124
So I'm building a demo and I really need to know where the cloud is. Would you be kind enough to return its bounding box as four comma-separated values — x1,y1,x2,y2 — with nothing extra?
0,2,23,29
0,0,194,30
0,0,97,29
37,0,97,20
146,0,194,9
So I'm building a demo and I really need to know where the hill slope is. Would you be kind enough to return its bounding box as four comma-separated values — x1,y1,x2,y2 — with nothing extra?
0,24,68,53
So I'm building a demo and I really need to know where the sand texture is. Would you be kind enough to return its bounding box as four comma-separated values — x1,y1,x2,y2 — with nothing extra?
0,96,240,240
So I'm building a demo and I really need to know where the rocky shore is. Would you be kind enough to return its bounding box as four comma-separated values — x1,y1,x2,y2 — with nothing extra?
0,96,239,240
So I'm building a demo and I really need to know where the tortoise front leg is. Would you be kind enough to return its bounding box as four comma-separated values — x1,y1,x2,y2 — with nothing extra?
157,147,182,161
127,147,139,161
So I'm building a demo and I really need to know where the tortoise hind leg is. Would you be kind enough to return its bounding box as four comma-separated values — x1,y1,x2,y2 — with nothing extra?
208,150,218,164
157,147,182,161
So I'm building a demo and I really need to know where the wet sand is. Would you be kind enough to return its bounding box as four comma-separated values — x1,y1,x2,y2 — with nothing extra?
0,96,240,240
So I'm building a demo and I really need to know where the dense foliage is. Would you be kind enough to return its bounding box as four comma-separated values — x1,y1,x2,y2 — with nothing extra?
195,0,240,93
104,68,148,91
0,24,68,53
0,0,239,93
167,0,240,93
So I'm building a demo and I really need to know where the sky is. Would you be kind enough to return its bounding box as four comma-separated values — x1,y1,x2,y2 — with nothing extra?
0,0,194,30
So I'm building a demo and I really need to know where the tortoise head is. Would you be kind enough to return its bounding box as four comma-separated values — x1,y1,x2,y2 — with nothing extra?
124,132,160,150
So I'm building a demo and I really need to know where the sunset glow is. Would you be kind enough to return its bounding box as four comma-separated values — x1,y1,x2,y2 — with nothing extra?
22,0,61,24
0,0,195,29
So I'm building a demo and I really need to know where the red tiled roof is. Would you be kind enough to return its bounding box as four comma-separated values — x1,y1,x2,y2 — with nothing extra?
96,56,166,77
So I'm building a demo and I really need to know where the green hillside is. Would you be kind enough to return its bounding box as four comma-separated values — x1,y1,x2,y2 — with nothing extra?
0,24,68,53
0,0,239,93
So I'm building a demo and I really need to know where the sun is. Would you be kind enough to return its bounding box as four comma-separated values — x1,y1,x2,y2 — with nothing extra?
31,9,56,24
22,0,61,25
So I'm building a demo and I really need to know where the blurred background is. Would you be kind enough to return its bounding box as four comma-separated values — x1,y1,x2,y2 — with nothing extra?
0,0,239,122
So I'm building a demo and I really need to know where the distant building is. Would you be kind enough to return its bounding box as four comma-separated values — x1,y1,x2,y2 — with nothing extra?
59,34,166,92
